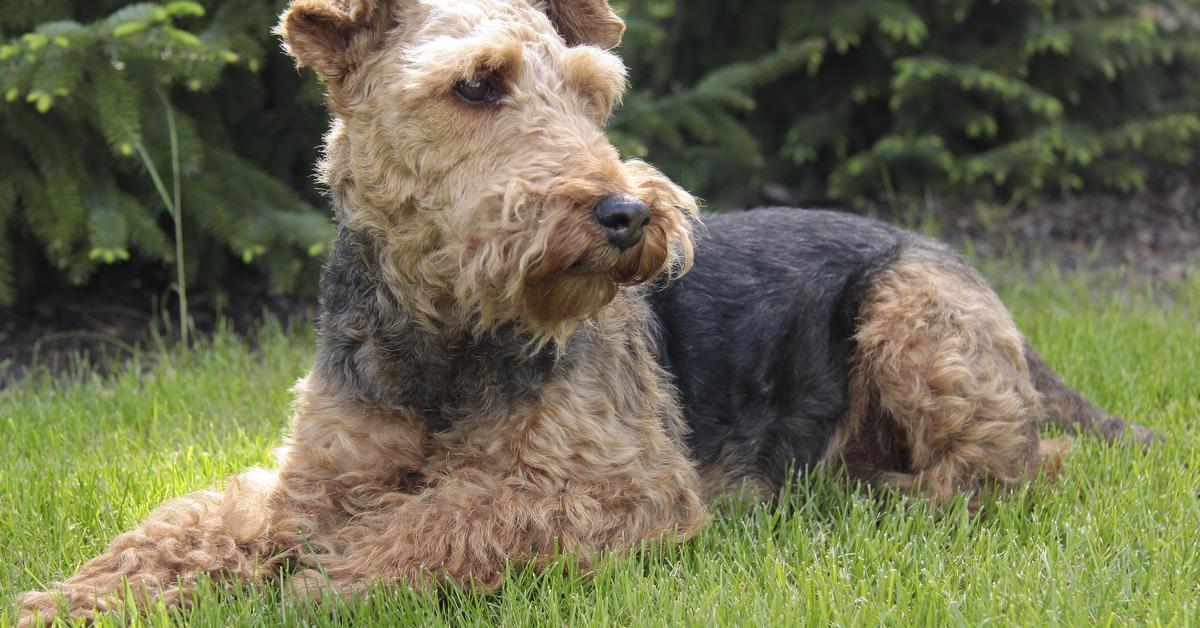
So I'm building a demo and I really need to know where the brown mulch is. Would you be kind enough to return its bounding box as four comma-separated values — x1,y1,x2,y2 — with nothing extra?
756,170,1200,283
0,265,314,385
925,170,1200,282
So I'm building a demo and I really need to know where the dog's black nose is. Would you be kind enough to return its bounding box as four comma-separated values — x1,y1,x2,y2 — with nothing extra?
593,194,650,251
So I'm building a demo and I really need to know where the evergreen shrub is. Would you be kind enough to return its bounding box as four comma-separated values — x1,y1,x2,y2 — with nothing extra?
3,0,1198,304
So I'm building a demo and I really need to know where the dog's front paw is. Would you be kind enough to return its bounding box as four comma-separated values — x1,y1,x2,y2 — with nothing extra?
15,589,88,628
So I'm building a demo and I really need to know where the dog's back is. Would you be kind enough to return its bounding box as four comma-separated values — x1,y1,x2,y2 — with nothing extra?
648,208,907,492
652,207,1152,500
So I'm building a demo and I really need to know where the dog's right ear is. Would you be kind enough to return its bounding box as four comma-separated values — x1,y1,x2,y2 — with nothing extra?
544,0,625,49
275,0,392,86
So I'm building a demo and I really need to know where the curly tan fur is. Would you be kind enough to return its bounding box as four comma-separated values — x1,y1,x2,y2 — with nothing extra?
824,246,1066,505
16,3,704,623
17,307,708,625
273,311,706,593
14,469,278,623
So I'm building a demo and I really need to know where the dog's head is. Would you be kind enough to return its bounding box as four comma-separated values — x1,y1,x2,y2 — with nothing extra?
277,0,698,342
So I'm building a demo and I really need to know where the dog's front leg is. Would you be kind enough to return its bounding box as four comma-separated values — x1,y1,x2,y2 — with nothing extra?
15,469,280,627
289,469,550,594
289,459,705,596
14,374,429,627
286,372,710,595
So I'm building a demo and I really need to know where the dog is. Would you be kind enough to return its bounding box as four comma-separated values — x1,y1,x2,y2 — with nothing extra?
15,0,1154,623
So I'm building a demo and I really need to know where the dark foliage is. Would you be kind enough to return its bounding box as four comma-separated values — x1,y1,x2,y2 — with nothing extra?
2,0,1198,304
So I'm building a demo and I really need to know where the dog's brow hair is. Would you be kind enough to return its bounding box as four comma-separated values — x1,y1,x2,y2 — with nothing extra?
407,35,525,97
560,46,625,118
563,47,620,91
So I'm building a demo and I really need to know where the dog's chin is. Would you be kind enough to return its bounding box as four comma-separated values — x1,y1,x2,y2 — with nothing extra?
518,273,620,326
476,225,681,343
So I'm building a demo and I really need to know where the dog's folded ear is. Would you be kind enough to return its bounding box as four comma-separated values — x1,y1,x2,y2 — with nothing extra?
275,0,392,85
544,0,625,50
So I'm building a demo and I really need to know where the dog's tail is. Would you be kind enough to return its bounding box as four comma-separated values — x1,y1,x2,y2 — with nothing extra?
1024,340,1157,447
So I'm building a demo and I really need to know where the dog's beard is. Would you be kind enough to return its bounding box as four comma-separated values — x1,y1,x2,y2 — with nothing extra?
518,274,618,325
457,196,691,347
519,219,674,323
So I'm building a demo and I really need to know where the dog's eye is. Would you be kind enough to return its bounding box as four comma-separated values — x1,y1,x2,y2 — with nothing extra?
454,78,500,105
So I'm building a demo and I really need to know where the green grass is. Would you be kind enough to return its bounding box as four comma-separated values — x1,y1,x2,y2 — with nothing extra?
2,268,1199,626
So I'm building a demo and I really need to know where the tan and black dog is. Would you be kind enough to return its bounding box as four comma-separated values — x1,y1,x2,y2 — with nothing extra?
17,0,1153,623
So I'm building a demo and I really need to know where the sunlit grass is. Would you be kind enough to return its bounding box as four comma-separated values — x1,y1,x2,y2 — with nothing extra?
2,266,1198,626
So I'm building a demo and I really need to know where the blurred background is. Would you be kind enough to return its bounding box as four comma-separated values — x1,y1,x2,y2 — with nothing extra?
1,0,1198,369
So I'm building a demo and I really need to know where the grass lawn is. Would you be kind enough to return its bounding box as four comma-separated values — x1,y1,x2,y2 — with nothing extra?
2,265,1198,625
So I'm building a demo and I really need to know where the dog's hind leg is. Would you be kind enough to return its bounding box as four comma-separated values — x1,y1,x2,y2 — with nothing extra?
832,244,1063,506
15,469,279,627
1023,340,1156,447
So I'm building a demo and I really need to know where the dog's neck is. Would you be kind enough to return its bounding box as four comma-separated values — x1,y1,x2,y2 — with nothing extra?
313,225,590,427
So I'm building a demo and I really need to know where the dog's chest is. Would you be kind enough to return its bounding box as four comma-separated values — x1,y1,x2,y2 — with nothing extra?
379,327,561,418
314,229,571,423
